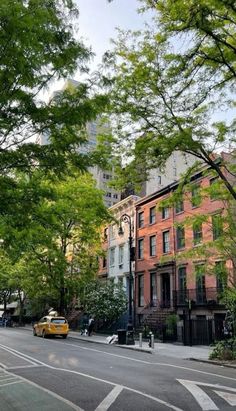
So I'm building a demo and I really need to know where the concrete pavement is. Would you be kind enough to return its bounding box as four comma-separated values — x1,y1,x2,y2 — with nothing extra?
68,330,212,360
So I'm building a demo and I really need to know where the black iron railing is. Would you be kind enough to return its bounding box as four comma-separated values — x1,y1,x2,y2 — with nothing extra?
173,287,225,307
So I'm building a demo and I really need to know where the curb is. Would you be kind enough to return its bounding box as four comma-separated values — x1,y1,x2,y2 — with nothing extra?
188,357,236,369
69,334,153,354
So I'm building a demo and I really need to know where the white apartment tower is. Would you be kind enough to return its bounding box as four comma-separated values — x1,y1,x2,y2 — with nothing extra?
38,79,121,208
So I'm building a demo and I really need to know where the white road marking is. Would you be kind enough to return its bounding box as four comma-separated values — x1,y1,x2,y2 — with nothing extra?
0,343,37,365
0,380,23,388
58,340,236,383
94,385,123,411
2,336,236,385
214,390,236,406
0,343,184,411
0,343,45,366
1,341,236,411
178,380,218,410
7,364,43,370
0,368,85,411
0,376,18,384
178,380,236,410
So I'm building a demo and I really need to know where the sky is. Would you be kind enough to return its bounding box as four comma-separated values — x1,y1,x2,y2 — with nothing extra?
48,0,150,97
75,0,147,71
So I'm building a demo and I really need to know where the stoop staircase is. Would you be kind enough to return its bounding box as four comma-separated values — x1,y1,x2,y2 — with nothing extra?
144,307,175,328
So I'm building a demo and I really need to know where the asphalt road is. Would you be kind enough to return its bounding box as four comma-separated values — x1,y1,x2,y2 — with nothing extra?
0,328,236,411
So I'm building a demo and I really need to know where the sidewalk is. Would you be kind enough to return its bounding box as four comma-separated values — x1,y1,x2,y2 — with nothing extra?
68,330,212,360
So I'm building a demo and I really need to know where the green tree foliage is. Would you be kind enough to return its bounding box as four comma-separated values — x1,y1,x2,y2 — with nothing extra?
83,280,127,324
0,171,112,316
0,0,108,177
103,0,236,198
0,249,12,312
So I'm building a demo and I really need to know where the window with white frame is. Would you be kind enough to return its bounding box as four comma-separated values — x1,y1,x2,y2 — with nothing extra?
193,222,203,245
118,245,124,266
110,224,115,239
138,211,144,228
163,230,170,253
149,206,156,224
162,206,169,219
176,226,185,249
138,238,144,259
149,235,156,256
109,248,115,266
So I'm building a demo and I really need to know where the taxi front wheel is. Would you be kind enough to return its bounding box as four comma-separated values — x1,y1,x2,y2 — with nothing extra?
62,335,67,339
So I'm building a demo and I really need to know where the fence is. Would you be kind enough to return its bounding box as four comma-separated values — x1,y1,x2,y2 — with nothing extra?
182,317,225,345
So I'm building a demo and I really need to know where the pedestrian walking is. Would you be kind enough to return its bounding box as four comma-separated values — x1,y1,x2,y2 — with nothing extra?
88,316,94,336
80,317,88,335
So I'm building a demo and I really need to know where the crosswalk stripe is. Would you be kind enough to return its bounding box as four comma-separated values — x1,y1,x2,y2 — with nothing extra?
214,390,236,406
95,385,123,411
178,380,218,410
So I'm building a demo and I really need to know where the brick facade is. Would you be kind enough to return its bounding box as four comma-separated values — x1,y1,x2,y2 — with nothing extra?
135,170,229,338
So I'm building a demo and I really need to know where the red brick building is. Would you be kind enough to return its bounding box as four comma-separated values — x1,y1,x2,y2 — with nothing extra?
135,169,230,344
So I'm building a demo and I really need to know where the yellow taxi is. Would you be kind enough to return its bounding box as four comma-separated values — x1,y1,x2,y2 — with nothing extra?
33,315,69,339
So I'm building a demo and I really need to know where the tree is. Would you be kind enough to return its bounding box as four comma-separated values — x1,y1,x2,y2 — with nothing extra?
83,280,127,325
0,170,112,317
0,0,108,180
0,250,13,313
103,1,236,199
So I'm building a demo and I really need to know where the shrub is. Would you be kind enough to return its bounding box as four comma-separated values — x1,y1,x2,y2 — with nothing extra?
209,338,236,361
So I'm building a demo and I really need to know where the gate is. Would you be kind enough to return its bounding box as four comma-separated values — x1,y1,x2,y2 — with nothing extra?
183,318,213,345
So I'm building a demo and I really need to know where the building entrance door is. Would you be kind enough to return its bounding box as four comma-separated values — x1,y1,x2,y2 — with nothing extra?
161,273,170,307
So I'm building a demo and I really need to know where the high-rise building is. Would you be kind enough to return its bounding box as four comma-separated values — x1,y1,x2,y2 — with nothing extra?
38,79,121,208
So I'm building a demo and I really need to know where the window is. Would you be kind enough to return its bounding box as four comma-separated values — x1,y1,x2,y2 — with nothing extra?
210,177,219,200
163,230,170,253
150,273,157,306
149,235,156,256
138,212,144,228
109,248,115,266
110,225,115,239
178,267,187,291
212,214,223,240
193,222,203,245
102,256,107,268
106,192,112,198
158,175,162,185
118,245,124,266
149,206,156,224
138,238,144,259
175,199,184,214
191,185,201,207
215,261,227,292
176,226,185,249
178,266,187,304
113,193,118,199
195,265,206,303
162,206,169,219
138,275,144,306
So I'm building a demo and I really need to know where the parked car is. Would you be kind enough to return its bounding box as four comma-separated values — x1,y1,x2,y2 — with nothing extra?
33,315,69,339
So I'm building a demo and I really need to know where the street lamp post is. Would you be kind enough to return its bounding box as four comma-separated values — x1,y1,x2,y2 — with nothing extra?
118,213,134,339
